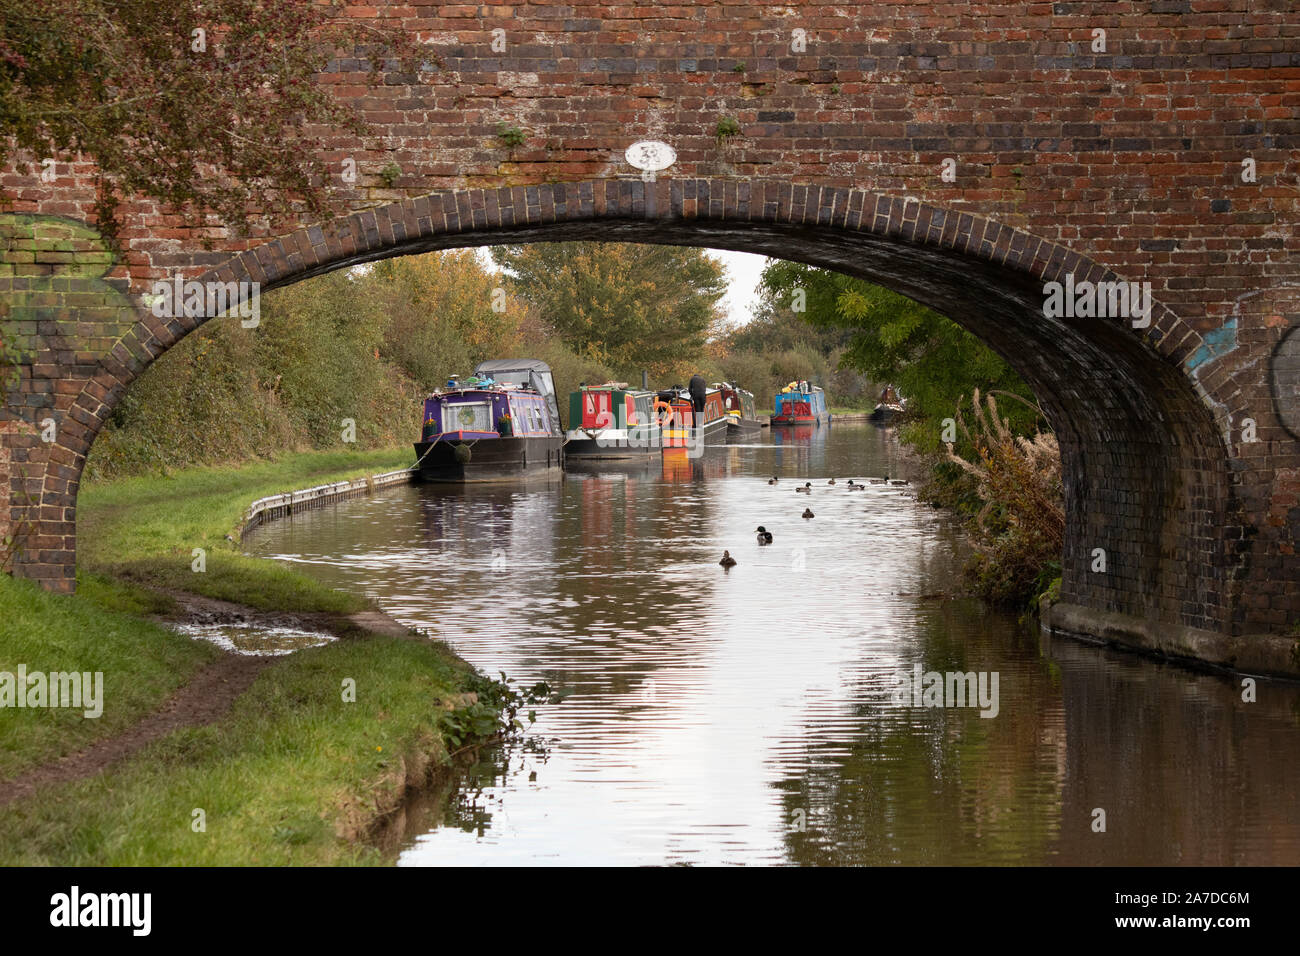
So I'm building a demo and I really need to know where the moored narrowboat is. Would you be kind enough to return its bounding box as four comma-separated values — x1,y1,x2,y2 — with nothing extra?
868,384,906,425
771,381,831,426
565,382,662,460
413,359,563,482
659,376,730,451
715,381,762,441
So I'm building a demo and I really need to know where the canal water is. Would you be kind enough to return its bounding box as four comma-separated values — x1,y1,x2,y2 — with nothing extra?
245,423,1300,865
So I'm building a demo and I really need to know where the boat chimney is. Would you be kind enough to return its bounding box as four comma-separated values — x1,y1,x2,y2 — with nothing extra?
642,370,648,390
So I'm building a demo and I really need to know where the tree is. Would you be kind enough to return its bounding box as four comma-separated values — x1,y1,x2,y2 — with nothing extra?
757,260,1038,451
721,286,873,407
366,251,529,391
490,243,727,383
0,0,417,236
725,293,857,356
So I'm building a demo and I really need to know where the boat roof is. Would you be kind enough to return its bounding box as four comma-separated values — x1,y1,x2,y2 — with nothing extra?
475,358,553,375
431,386,543,395
658,384,719,398
579,382,656,394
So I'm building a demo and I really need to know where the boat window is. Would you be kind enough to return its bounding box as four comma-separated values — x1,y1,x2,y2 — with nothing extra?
445,401,492,433
490,370,530,390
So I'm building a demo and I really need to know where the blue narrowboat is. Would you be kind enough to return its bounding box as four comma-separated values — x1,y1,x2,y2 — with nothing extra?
413,359,563,482
771,381,831,426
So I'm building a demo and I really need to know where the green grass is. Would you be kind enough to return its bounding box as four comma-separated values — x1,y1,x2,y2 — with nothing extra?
1,445,496,864
79,447,411,613
0,633,477,865
0,573,218,779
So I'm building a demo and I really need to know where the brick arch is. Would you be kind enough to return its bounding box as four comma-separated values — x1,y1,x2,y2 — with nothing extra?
41,179,1243,646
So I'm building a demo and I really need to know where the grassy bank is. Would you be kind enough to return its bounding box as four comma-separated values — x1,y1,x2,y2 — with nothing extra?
0,614,482,864
0,446,499,864
79,447,411,612
0,574,218,780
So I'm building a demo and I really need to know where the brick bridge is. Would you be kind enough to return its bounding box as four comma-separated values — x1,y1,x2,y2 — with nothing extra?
2,2,1299,673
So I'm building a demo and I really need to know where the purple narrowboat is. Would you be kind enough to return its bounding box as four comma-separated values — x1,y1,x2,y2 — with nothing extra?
413,359,564,482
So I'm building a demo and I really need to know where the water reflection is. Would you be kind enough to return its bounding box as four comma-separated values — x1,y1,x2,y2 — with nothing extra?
244,424,1300,865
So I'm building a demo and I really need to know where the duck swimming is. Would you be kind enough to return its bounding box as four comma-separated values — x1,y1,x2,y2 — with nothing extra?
719,550,737,567
796,482,812,494
868,478,887,485
847,480,865,490
802,508,815,519
755,525,774,545
768,476,779,485
890,479,910,486
827,478,836,485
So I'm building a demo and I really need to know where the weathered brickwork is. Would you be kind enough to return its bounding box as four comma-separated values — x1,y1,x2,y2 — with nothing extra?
1,2,1298,650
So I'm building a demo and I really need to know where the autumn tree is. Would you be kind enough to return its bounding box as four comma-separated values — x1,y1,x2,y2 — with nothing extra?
490,243,728,383
366,251,529,391
0,0,418,235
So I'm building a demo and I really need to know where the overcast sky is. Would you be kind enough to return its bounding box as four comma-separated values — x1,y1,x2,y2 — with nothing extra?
706,249,769,328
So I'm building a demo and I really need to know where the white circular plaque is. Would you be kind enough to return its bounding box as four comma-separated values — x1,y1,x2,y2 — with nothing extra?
625,141,677,173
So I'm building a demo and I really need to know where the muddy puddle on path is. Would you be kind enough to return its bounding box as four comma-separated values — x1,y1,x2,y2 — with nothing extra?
246,423,1300,865
172,622,336,656
164,595,338,656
